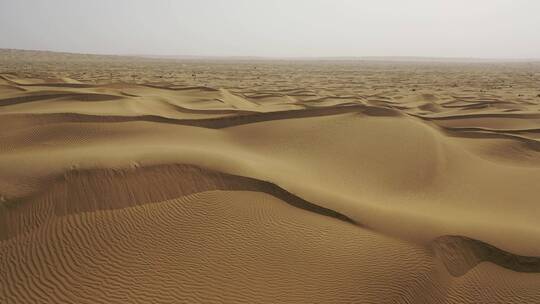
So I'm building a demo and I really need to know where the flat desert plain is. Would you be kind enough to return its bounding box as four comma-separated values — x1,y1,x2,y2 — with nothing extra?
1,49,540,303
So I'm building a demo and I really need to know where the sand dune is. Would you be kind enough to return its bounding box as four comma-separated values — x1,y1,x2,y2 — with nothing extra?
1,50,540,303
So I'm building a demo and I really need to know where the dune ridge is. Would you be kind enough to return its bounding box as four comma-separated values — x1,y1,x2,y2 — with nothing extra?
1,75,540,250
3,162,539,279
0,164,355,240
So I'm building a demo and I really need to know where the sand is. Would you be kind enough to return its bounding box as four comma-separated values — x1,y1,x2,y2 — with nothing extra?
1,49,540,303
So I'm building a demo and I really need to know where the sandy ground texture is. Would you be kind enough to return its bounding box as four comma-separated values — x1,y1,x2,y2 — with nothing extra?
1,49,540,303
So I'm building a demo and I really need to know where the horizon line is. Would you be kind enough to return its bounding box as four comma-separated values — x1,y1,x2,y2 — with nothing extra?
2,47,540,63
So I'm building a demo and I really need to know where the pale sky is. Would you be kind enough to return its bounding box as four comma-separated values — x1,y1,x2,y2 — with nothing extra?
1,0,539,58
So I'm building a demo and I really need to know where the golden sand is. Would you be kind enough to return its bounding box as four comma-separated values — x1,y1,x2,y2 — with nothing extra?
1,49,540,303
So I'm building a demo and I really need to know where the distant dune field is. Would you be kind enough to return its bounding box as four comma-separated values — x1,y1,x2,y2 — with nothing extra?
1,49,540,303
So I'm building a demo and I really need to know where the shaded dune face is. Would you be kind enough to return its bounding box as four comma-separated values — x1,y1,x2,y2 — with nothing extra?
0,164,354,240
432,236,540,276
1,62,540,303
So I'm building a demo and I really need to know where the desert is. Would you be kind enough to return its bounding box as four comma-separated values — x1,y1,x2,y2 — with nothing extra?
1,48,540,303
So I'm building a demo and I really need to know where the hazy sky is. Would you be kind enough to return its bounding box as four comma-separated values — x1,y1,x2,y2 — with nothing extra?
1,0,539,58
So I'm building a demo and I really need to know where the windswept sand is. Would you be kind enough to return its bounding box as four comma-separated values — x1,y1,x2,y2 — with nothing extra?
1,49,540,303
